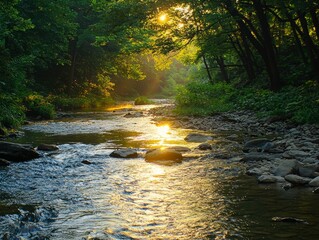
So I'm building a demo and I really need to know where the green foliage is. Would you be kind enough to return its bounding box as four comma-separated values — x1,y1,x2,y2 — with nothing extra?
134,96,153,105
23,94,55,119
233,81,319,123
175,81,235,115
175,80,319,124
50,95,114,110
0,95,25,132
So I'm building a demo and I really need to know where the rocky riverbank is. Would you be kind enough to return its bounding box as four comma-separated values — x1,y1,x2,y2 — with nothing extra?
149,105,319,191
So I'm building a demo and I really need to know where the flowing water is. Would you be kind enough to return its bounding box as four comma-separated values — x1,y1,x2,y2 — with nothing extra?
1,103,319,240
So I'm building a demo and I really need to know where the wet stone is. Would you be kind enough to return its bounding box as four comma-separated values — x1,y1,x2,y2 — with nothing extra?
145,148,182,163
110,149,138,158
284,174,312,185
274,159,297,177
197,142,212,150
0,158,10,166
258,175,285,183
184,133,212,142
309,176,319,187
37,144,59,151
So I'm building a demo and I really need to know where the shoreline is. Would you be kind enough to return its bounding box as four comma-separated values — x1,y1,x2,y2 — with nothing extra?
149,105,319,190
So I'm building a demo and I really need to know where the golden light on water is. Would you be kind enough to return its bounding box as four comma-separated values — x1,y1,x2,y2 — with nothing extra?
106,104,133,111
157,124,170,137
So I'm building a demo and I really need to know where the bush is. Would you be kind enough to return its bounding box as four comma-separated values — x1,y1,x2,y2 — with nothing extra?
134,96,153,105
175,80,319,124
23,94,55,119
175,81,235,115
0,95,25,132
49,95,114,110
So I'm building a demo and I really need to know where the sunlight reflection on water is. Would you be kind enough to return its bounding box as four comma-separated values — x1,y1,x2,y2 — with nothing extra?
1,104,319,239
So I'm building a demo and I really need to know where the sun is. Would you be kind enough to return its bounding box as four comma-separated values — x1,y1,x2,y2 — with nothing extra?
158,13,168,23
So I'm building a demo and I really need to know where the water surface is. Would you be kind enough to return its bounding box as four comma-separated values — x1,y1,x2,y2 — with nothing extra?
1,103,319,239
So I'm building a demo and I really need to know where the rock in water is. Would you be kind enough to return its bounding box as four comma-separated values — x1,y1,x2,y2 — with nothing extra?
272,217,308,224
309,176,319,187
243,138,273,152
110,149,138,158
0,158,10,166
184,133,212,142
37,144,59,151
0,141,40,162
284,174,312,185
145,148,182,164
198,142,212,150
258,175,285,183
81,160,92,165
274,160,298,177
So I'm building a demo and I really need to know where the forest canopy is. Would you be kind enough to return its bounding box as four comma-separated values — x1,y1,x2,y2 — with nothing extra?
1,0,319,131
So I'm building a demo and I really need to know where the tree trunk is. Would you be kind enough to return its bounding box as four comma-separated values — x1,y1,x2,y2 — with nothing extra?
215,56,229,83
229,34,256,84
253,0,282,91
224,0,282,90
297,10,319,80
68,39,78,95
202,54,213,83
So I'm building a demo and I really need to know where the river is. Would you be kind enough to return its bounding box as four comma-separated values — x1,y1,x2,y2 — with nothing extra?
1,102,319,239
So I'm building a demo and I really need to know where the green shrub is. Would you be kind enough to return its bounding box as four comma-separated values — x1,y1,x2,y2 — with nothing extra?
175,79,319,124
134,96,153,105
50,95,114,110
175,81,235,115
24,94,55,119
0,95,25,132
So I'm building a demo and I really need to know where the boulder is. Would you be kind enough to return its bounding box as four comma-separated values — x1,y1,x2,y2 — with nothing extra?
241,153,275,162
258,175,285,183
0,158,10,166
274,159,297,177
0,141,40,162
37,144,59,151
246,166,270,176
309,176,319,187
283,150,310,159
145,148,182,164
184,133,212,143
197,142,212,150
110,149,138,158
298,163,319,178
284,174,312,185
243,138,273,152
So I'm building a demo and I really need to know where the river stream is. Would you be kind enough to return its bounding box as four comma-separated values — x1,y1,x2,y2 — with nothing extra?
1,102,319,239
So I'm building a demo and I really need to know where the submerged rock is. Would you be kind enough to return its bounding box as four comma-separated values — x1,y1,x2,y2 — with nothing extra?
0,141,40,162
272,217,308,224
197,142,212,150
145,148,182,164
184,133,212,142
110,149,138,158
37,144,59,151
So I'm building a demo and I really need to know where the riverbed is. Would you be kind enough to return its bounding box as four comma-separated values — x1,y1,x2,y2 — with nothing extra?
1,103,319,239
